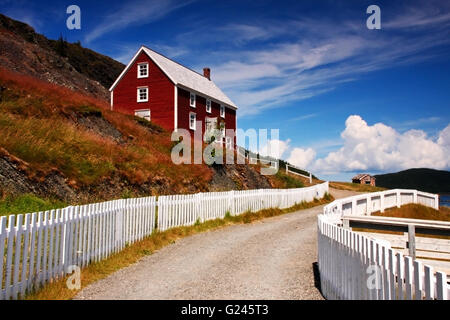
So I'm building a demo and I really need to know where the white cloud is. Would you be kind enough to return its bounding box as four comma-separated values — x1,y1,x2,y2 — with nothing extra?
85,0,194,43
259,139,290,159
213,61,281,84
287,148,316,169
438,124,450,150
290,113,318,121
310,115,450,174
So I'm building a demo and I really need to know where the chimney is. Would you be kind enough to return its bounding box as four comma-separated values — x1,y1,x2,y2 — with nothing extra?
203,67,211,80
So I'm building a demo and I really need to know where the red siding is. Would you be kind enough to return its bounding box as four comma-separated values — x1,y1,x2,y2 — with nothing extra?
177,88,237,142
112,51,175,131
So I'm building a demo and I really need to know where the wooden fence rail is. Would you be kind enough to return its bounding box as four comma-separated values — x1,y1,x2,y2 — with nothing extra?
0,182,329,300
318,189,449,300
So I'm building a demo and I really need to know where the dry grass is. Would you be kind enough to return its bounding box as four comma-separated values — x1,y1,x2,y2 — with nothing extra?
354,204,450,239
0,67,212,190
329,181,386,193
25,194,333,300
372,203,450,222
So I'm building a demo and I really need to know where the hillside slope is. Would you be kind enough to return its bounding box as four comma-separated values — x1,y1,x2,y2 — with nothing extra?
0,68,307,207
374,168,450,194
0,14,124,100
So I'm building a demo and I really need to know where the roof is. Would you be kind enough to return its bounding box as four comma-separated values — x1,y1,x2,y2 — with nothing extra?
109,46,237,110
352,174,375,180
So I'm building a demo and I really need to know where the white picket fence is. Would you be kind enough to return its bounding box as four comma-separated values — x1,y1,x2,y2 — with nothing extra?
0,182,328,300
157,184,329,231
318,189,449,300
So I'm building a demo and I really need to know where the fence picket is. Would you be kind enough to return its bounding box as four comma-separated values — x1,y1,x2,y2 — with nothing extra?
12,214,23,299
5,215,16,300
0,217,7,299
318,187,447,301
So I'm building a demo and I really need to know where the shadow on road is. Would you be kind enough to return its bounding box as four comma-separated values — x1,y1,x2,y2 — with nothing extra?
312,262,324,298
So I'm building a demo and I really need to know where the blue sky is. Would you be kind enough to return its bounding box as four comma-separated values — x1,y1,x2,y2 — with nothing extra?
1,0,449,181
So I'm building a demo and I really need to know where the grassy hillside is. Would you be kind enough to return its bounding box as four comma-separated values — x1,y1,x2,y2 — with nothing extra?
0,68,308,215
374,168,450,194
0,13,124,90
0,67,212,199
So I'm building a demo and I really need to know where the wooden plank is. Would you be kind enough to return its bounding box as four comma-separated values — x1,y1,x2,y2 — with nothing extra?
34,213,43,288
404,256,413,300
12,214,24,299
42,211,50,284
47,211,54,281
58,209,67,277
424,265,434,300
52,210,60,279
413,260,423,300
19,214,31,298
388,249,396,300
0,216,7,300
436,271,447,300
27,212,37,291
396,252,404,300
4,215,16,300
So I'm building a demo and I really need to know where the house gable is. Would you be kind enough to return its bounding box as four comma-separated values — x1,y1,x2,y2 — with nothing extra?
112,50,175,131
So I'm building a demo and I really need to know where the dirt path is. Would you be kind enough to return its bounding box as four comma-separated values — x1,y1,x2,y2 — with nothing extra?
75,188,359,300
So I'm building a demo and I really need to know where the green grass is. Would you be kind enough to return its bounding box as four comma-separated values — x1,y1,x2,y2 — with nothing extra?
0,194,67,217
274,171,305,188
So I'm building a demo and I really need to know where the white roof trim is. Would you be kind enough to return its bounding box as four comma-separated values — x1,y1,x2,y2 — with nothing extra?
109,46,237,110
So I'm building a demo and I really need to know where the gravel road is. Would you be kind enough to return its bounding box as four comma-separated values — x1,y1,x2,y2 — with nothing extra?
75,188,358,300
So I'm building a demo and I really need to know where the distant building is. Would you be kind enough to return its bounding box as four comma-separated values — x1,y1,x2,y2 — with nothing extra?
352,174,376,186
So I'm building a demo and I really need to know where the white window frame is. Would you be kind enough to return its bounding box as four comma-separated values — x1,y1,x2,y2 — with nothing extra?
220,104,225,118
135,109,151,121
137,87,149,103
189,112,196,131
206,99,211,113
190,92,196,108
138,62,149,78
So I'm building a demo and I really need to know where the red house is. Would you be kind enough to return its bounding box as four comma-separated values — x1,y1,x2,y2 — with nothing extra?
109,46,238,147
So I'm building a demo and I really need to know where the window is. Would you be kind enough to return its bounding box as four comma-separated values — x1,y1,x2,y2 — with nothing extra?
189,112,196,130
137,87,148,102
205,117,216,133
226,137,232,150
190,92,196,108
135,109,151,121
138,63,149,78
204,117,217,142
206,99,212,113
220,105,225,118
